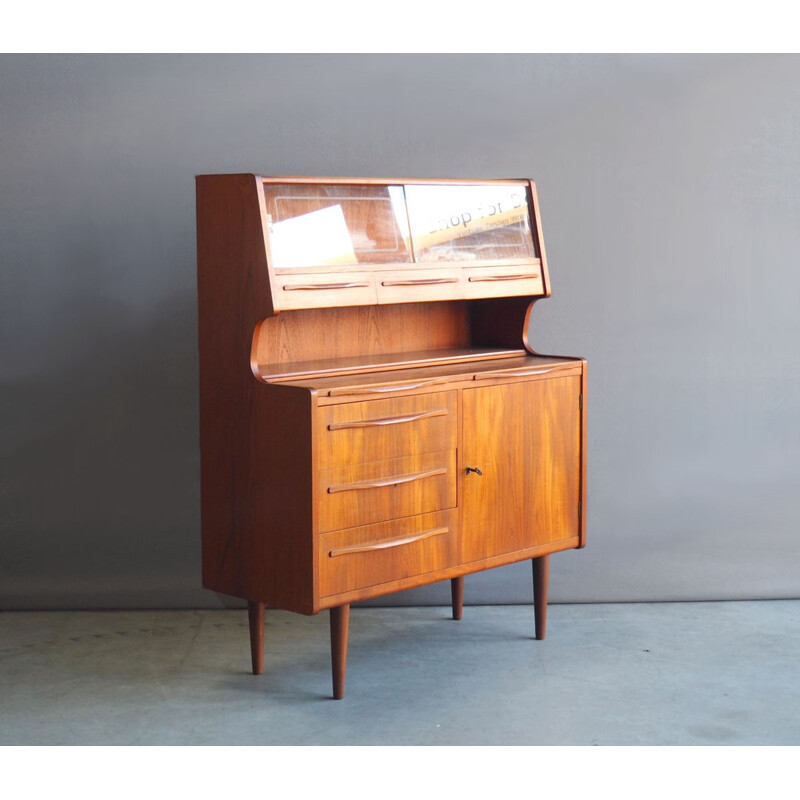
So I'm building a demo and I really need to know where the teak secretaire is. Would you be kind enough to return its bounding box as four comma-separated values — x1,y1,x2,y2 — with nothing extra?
195,175,587,698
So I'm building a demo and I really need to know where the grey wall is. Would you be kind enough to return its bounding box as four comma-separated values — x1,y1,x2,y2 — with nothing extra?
2,54,799,609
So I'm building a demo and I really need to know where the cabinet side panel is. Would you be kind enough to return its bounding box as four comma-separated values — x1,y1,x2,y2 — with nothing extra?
579,361,587,548
197,175,314,613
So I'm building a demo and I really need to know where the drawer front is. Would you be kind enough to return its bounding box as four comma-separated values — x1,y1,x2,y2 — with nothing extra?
319,450,456,533
319,510,457,597
462,265,544,299
318,391,457,469
273,272,377,311
376,269,462,304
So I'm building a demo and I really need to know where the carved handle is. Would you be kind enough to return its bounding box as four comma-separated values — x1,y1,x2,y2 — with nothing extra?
328,527,449,558
381,278,459,286
282,281,370,291
328,409,447,431
328,378,448,397
474,367,561,380
327,467,447,494
467,273,539,282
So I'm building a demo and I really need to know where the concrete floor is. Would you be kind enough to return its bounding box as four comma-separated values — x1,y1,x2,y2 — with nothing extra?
0,600,798,745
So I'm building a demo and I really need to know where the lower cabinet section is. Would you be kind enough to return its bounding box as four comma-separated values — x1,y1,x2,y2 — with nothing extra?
318,450,457,532
318,510,458,598
461,374,582,562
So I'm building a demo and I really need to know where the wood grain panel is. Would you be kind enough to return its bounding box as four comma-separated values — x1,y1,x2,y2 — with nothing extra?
250,302,471,368
318,391,456,468
273,272,377,311
376,269,462,304
319,511,457,597
319,450,456,533
197,175,316,613
316,536,579,609
281,356,581,400
463,264,544,300
257,347,524,383
461,375,581,562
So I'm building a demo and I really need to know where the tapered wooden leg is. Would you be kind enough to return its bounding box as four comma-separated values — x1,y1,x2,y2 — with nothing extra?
451,576,464,620
330,604,350,700
247,601,265,675
532,555,549,640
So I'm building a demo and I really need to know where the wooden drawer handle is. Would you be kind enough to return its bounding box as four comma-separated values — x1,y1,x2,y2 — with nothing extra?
474,367,561,380
328,408,447,431
327,467,447,494
381,278,459,286
328,378,448,397
467,273,539,282
328,527,449,558
282,281,370,291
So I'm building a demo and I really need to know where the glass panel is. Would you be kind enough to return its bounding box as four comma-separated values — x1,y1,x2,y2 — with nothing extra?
405,184,536,263
263,184,412,268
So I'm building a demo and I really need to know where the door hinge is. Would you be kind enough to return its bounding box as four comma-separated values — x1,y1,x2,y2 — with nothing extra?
579,393,583,411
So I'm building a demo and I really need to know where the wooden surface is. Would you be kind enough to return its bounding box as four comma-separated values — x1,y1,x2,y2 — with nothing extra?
318,391,456,469
376,269,462,304
532,555,549,640
196,174,587,697
463,265,544,300
274,272,377,311
197,176,315,614
248,601,265,675
451,576,464,621
319,511,457,598
282,356,582,400
319,450,456,532
461,374,582,562
315,537,579,610
250,302,472,371
261,176,536,186
257,347,524,383
330,604,350,700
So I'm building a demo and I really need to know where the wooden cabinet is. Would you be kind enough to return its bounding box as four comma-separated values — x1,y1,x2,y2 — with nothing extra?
196,175,587,698
462,374,582,562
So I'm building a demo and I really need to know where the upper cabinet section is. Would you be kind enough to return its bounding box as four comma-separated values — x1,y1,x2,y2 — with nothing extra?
404,184,537,264
250,177,548,312
262,183,412,269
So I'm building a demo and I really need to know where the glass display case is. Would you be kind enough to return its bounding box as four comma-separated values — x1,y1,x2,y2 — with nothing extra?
262,183,411,269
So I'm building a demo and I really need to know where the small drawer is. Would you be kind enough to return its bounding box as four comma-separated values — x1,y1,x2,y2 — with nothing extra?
318,391,456,469
319,510,457,598
319,450,456,533
376,269,462,304
462,265,544,299
273,272,377,311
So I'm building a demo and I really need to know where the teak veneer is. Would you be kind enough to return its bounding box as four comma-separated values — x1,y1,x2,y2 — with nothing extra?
196,175,587,698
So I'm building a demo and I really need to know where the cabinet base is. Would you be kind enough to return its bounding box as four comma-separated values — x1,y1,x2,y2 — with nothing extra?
246,558,551,698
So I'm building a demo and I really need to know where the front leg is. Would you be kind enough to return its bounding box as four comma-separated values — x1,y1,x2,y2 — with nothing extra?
451,576,464,620
247,601,265,674
532,555,549,640
330,604,351,699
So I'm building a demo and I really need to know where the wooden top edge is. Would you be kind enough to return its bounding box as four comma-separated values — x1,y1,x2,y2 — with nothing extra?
195,174,535,186
261,176,534,185
258,347,528,383
270,355,584,392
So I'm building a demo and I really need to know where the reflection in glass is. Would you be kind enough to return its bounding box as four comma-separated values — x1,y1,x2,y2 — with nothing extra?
405,184,536,263
263,184,412,268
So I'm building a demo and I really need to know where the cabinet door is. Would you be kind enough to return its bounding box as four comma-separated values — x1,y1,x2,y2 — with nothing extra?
461,375,581,563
